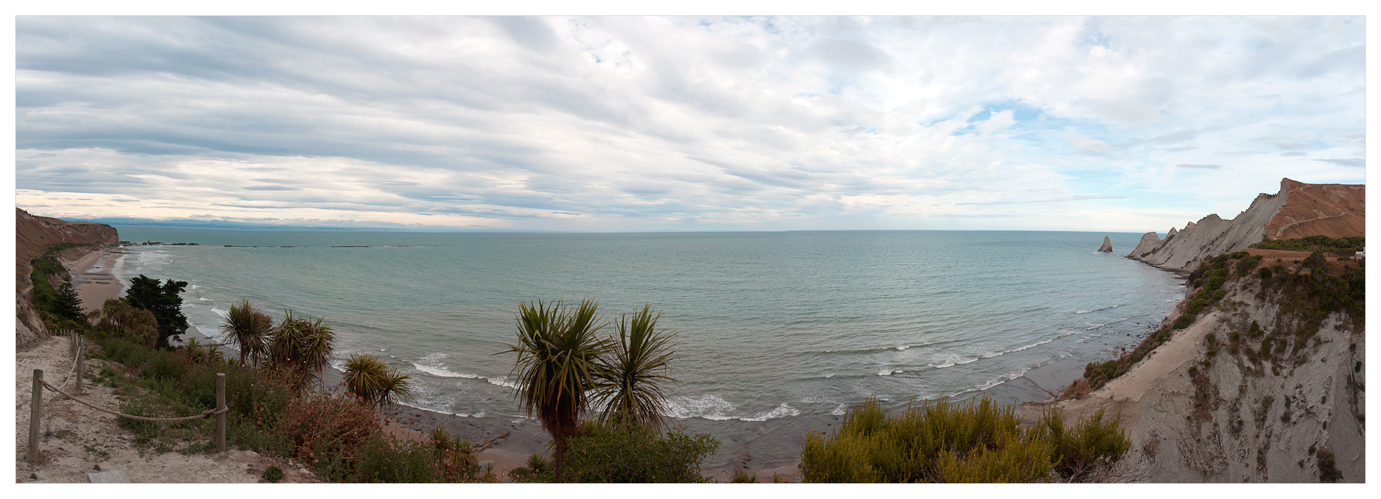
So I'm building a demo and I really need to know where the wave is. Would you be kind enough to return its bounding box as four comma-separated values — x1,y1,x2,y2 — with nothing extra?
666,394,737,420
831,403,849,416
411,362,482,379
396,401,486,418
1074,304,1123,315
485,375,519,389
929,332,1075,370
877,369,904,376
1083,317,1131,331
742,403,800,422
411,352,484,380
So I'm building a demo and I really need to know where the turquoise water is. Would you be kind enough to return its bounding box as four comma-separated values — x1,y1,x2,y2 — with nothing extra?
109,228,1182,424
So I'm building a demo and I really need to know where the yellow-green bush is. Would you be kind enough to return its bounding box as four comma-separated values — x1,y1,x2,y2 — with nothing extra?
801,395,1129,483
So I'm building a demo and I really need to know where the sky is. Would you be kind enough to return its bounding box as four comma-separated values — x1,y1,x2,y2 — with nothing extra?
12,15,1367,232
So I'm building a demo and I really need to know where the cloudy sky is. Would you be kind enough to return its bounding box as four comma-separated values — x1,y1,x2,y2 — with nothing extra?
13,15,1366,232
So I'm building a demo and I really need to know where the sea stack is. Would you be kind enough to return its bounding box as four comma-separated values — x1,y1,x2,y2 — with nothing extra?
1098,236,1112,252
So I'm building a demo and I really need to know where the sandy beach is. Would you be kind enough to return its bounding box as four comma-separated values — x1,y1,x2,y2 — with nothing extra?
63,247,126,314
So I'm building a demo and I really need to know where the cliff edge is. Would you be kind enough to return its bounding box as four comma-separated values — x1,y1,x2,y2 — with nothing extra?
15,208,120,348
1036,252,1364,482
1128,178,1365,271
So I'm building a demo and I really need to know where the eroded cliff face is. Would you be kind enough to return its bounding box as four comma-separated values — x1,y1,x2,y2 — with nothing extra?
1129,179,1365,272
15,208,120,348
1036,272,1365,482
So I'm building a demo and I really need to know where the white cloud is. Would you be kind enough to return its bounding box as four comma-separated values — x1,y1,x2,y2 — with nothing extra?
14,15,1366,232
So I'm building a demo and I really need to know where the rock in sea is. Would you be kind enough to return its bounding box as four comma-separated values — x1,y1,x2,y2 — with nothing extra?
1098,236,1113,252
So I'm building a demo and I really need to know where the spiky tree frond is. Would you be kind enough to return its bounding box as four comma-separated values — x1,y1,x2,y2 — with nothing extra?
592,305,678,431
222,299,273,366
343,353,389,405
268,310,336,379
504,299,610,480
380,367,413,408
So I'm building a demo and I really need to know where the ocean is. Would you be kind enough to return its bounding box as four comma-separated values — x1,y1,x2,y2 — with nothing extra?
105,228,1184,470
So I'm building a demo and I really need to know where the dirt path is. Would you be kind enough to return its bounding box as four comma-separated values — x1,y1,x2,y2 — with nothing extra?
14,335,316,483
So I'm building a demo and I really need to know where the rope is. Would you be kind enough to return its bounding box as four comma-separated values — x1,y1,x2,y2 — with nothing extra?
53,342,83,392
38,378,228,422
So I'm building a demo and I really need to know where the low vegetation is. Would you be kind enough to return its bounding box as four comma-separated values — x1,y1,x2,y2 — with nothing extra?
87,328,493,482
799,395,1129,482
1251,235,1364,254
509,421,719,483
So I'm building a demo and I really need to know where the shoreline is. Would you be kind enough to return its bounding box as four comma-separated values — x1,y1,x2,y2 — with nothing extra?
65,245,126,314
101,237,1185,482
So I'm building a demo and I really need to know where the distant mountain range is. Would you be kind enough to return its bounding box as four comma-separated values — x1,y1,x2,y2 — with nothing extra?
64,217,491,232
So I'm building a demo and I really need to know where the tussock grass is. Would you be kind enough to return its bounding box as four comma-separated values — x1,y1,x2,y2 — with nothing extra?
800,395,1129,482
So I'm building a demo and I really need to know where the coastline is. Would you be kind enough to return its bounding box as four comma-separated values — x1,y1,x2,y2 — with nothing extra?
99,232,1187,482
65,246,126,313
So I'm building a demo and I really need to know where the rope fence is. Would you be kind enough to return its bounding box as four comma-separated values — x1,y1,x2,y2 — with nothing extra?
39,378,228,422
26,336,228,463
49,331,84,395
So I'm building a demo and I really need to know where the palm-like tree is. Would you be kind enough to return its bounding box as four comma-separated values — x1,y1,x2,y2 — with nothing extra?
221,299,273,366
380,367,413,408
268,310,336,378
343,353,413,408
592,305,678,430
343,353,388,404
504,299,609,480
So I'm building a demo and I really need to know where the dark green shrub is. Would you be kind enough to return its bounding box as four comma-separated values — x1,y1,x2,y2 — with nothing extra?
560,421,719,483
1236,255,1263,276
262,465,284,483
1173,313,1196,329
1259,267,1272,280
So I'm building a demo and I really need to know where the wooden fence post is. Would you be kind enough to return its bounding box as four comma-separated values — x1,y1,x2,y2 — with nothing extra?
75,342,84,395
29,369,43,462
216,373,226,453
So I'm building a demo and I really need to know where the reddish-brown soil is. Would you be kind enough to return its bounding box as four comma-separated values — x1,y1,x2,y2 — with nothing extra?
1263,179,1365,240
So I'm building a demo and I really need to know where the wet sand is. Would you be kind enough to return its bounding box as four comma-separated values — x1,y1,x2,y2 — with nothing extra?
64,246,126,313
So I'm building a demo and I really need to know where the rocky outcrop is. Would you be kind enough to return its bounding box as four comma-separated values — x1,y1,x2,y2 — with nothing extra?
1129,179,1365,271
15,208,120,348
1099,236,1113,252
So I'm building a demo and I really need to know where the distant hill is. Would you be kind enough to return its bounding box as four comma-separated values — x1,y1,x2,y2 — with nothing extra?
1129,178,1365,271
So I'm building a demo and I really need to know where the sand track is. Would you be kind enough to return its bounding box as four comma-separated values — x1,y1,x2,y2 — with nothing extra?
14,335,317,483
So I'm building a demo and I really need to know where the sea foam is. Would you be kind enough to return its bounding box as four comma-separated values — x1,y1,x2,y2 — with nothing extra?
742,403,800,422
666,394,736,420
